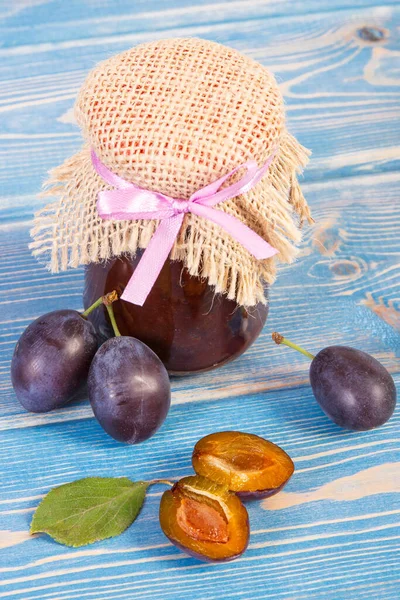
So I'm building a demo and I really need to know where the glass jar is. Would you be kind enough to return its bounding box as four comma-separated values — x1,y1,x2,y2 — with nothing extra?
83,255,268,375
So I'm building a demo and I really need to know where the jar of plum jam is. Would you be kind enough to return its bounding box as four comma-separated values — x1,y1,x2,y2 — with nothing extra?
32,40,310,375
83,255,268,375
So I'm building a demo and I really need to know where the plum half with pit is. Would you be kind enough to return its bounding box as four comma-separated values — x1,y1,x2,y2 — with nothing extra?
159,475,249,562
192,431,294,500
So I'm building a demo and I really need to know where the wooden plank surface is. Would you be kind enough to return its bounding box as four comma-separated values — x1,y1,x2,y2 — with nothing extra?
0,1,399,599
2,0,400,47
1,4,400,200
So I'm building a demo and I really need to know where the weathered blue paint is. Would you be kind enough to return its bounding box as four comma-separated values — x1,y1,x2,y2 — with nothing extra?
0,1,399,598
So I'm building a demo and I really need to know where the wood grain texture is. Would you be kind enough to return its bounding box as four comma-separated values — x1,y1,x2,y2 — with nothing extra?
1,0,400,47
0,0,399,598
0,4,399,200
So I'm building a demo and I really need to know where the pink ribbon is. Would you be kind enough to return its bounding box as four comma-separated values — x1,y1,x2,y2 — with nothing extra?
92,150,278,306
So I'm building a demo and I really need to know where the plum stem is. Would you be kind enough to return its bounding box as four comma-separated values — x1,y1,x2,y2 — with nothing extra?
272,332,315,361
105,304,121,337
102,292,121,337
82,290,119,319
81,296,104,318
148,479,174,488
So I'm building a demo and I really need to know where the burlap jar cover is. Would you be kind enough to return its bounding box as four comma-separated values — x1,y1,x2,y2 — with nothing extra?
30,37,312,307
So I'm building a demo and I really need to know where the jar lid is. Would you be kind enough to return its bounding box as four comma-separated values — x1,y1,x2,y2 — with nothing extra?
30,38,312,307
75,37,284,200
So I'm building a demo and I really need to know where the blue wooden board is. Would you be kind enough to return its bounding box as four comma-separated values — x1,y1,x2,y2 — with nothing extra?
0,1,399,599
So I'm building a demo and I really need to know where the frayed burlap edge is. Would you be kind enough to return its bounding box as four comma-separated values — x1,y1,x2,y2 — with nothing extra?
30,133,311,307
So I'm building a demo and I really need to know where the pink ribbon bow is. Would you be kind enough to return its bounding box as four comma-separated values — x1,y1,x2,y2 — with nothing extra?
92,150,278,306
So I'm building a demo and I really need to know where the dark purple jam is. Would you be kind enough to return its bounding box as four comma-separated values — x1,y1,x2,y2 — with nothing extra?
84,255,268,374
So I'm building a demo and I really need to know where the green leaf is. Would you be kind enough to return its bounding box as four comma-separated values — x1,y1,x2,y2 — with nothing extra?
30,477,149,547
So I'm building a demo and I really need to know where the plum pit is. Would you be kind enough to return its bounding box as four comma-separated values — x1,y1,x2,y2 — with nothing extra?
159,475,249,562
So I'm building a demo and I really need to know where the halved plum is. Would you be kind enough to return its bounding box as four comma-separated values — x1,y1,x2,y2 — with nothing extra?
159,475,249,562
192,431,294,499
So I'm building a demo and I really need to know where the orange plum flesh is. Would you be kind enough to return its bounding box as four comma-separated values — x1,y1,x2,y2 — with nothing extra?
192,431,294,499
159,475,249,562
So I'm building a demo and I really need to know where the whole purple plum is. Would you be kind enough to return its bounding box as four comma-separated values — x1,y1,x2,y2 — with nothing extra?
11,310,98,413
310,346,396,431
273,334,396,431
88,336,171,443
